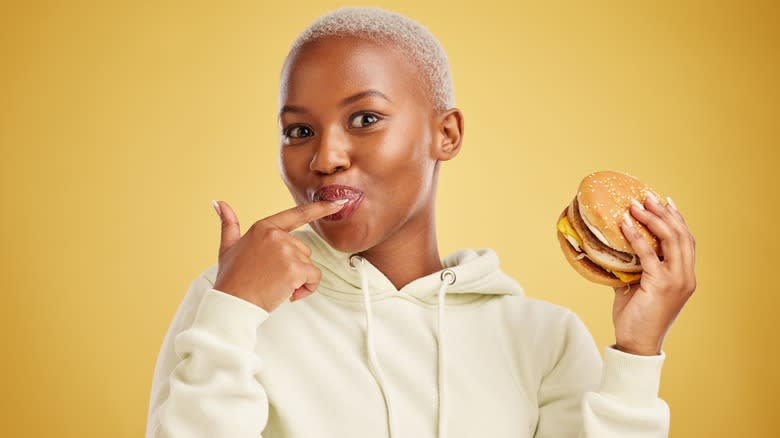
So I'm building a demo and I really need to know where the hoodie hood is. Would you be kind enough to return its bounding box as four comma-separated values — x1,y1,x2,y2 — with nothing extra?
292,224,525,304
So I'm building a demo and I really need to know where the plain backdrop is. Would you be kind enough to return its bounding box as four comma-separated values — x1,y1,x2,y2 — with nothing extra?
1,1,777,436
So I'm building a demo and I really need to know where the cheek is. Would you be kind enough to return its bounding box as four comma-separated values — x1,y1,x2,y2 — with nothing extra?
279,149,308,198
374,119,431,173
366,123,434,199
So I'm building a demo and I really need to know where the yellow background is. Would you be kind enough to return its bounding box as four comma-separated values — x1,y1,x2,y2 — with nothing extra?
1,1,777,436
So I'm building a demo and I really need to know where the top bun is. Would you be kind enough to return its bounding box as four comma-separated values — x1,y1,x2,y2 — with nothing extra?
576,171,664,255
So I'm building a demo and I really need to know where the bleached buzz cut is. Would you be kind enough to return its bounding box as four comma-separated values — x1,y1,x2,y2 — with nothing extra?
287,6,455,112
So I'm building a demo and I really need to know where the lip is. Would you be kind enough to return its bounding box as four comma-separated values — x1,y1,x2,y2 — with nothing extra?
312,184,365,222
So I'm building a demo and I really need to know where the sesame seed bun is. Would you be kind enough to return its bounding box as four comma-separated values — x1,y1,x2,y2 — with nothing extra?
577,171,663,255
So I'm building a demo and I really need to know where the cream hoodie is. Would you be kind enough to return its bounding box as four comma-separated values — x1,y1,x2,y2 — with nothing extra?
146,225,670,437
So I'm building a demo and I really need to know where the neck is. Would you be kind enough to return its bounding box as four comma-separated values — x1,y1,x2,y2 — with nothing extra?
358,210,442,291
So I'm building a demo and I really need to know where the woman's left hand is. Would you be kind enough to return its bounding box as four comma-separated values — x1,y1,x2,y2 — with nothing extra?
611,192,697,356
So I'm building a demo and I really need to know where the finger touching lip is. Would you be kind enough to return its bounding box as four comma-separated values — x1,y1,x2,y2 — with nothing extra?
320,193,364,222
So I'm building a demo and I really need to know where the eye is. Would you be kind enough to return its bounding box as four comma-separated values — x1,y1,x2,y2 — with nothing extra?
284,125,314,139
349,112,381,128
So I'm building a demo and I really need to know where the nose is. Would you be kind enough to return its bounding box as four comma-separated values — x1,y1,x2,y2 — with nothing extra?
309,126,351,174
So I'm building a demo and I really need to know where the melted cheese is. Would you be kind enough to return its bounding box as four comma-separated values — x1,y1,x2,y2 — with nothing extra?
608,269,641,283
556,216,583,250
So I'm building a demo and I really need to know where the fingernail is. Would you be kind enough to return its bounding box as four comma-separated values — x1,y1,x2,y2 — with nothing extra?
332,199,349,205
645,191,659,205
667,196,678,211
623,211,634,228
630,198,645,210
211,199,221,217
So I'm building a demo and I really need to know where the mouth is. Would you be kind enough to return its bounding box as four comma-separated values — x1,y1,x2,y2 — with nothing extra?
312,184,365,222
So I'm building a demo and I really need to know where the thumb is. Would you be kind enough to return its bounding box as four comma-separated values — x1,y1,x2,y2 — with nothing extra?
213,200,241,256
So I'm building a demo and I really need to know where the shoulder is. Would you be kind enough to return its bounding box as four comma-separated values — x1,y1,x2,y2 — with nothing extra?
491,293,596,359
495,293,581,329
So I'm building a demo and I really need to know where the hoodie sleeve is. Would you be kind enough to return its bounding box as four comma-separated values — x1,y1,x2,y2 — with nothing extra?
535,311,670,437
145,271,271,438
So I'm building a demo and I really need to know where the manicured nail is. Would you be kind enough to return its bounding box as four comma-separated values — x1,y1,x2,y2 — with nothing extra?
211,199,221,217
332,199,349,205
623,211,634,228
645,191,659,205
667,196,678,211
630,198,645,210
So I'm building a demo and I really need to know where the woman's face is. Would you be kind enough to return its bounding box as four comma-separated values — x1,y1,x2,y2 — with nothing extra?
278,36,453,254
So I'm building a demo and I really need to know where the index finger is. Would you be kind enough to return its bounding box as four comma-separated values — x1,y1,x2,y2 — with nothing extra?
263,199,348,231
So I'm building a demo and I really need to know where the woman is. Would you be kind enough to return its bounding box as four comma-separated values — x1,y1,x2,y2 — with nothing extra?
146,6,696,438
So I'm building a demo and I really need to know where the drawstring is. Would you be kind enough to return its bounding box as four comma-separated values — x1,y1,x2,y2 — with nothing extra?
437,269,456,438
349,254,456,438
351,254,396,438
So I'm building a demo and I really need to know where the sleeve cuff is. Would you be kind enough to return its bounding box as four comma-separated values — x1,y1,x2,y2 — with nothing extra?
190,288,270,350
600,345,666,407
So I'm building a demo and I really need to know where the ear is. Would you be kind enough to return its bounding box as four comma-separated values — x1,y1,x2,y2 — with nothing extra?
433,108,464,161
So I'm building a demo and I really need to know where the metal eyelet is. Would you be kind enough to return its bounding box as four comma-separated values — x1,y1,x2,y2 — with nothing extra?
440,269,456,285
348,254,364,269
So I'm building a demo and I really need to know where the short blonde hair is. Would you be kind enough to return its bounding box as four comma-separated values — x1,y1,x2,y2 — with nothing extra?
287,6,454,112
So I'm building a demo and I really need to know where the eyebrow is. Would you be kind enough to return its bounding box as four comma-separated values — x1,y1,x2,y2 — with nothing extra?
338,89,391,107
278,89,391,119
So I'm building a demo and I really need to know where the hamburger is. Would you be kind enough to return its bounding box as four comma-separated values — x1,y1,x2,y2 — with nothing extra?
556,170,666,287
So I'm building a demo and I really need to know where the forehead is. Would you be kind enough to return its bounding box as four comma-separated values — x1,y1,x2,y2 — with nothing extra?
279,36,426,107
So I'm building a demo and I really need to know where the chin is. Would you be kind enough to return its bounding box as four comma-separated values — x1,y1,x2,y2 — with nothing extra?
311,220,375,255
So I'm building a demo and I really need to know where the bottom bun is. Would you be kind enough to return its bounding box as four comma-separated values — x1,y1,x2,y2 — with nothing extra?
556,207,640,288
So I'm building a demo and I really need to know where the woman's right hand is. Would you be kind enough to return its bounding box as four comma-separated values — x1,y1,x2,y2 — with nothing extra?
211,199,347,313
